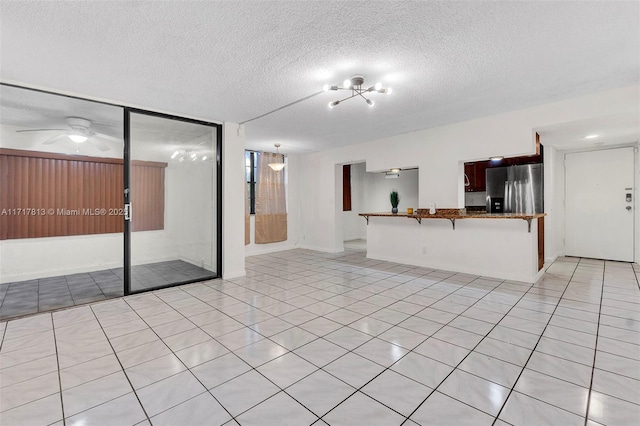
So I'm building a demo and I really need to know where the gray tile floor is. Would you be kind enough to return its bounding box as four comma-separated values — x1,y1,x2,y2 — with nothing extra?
0,260,215,321
0,249,638,425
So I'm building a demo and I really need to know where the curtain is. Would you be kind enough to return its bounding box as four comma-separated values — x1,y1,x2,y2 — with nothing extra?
245,169,250,245
255,152,287,243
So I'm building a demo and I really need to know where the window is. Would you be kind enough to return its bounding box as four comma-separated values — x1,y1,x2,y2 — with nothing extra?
246,150,258,214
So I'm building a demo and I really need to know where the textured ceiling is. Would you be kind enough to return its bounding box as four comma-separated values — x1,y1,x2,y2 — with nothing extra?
1,1,638,153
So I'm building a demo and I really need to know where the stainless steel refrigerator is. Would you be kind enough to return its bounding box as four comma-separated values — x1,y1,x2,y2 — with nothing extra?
485,164,543,214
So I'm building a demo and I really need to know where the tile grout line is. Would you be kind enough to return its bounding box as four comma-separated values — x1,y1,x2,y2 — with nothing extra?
582,261,608,426
307,273,527,423
120,291,253,424
50,313,67,426
0,317,7,352
173,260,459,421
80,303,154,425
489,258,583,425
245,256,515,406
396,276,541,425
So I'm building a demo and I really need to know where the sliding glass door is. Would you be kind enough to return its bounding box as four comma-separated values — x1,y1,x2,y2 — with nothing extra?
0,84,223,319
125,110,220,293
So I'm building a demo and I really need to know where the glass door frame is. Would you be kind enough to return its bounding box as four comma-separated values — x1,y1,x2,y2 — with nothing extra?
123,107,223,295
0,83,223,298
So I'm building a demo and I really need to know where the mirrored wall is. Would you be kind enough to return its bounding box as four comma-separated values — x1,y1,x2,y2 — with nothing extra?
0,85,221,319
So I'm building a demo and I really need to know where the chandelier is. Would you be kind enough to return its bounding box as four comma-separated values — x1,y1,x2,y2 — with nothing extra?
268,144,286,171
324,75,392,108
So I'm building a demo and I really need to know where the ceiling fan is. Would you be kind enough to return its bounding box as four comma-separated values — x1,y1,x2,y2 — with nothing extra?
15,117,121,152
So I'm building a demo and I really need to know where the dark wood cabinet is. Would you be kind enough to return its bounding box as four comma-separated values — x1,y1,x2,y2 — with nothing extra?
464,146,543,193
465,162,488,192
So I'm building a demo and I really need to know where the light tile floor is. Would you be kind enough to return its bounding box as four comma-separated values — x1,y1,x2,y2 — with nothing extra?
0,249,638,425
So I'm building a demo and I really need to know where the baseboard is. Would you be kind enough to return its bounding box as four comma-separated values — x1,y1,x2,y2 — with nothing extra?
245,244,298,257
222,269,246,280
1,262,124,284
296,244,344,254
366,252,541,284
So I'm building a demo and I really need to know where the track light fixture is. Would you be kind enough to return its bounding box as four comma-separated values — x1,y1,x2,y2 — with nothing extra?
324,75,391,108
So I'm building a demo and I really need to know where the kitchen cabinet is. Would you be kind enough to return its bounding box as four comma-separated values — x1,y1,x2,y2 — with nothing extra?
464,162,488,192
464,145,544,192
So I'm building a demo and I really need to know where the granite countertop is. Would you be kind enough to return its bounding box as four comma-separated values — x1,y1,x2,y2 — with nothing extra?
359,209,545,220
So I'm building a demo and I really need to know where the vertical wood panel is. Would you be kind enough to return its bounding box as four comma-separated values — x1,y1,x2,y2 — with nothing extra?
0,155,7,239
342,164,352,212
0,150,163,240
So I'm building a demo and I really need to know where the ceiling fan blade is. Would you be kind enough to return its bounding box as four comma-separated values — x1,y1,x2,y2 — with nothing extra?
89,136,110,152
42,134,68,145
17,128,66,133
94,132,122,143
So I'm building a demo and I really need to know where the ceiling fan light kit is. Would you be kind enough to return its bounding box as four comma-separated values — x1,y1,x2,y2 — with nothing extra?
325,75,391,108
15,116,118,152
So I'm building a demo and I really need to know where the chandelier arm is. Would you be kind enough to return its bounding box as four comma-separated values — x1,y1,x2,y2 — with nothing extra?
358,92,371,102
335,92,363,103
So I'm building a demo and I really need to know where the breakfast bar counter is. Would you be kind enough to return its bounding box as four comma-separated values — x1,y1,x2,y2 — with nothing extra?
357,208,546,283
359,209,546,232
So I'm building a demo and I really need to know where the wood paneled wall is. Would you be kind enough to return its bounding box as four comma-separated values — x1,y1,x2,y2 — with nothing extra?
130,161,165,232
0,149,166,240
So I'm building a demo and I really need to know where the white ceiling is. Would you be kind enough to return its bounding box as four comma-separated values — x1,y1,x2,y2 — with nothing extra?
1,1,638,154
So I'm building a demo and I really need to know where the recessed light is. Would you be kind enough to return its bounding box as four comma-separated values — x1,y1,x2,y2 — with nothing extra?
584,134,599,139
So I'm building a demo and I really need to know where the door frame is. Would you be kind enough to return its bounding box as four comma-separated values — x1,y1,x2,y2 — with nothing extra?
563,145,637,262
123,107,223,295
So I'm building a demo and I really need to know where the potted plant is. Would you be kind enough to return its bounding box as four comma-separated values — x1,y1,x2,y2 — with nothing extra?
390,191,400,214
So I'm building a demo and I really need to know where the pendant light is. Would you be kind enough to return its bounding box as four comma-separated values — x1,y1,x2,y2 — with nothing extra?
268,143,286,171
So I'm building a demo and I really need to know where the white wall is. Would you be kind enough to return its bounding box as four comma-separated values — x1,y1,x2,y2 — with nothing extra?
543,145,563,263
367,217,540,283
0,125,220,282
245,155,301,256
297,85,639,278
362,169,419,213
222,123,246,279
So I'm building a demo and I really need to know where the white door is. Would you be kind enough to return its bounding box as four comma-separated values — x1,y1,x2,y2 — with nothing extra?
565,147,635,261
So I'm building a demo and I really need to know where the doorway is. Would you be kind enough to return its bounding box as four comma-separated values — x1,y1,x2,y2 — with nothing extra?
564,147,635,261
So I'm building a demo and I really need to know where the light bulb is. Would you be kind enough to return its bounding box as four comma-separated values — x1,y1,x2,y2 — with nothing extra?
190,152,197,159
343,79,351,88
202,156,207,161
323,84,329,92
69,134,88,143
171,151,179,159
375,82,382,91
366,99,374,107
329,100,340,108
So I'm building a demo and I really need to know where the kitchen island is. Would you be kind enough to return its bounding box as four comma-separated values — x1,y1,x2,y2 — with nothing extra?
358,209,546,283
